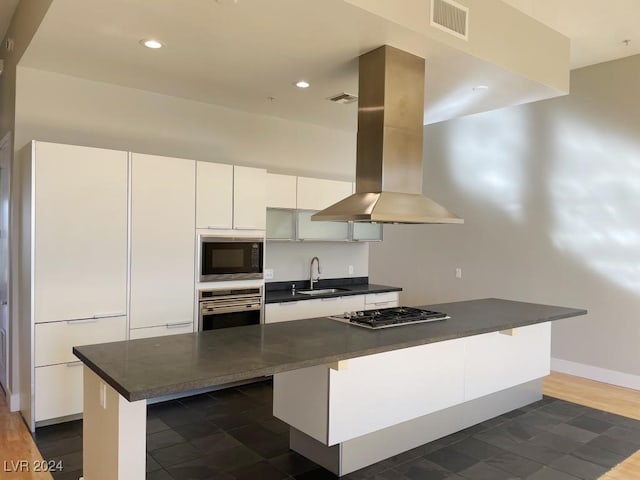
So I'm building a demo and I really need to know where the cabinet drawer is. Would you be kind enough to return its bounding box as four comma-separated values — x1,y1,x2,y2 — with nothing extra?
35,363,84,422
35,316,127,367
266,296,365,324
265,301,310,324
129,322,194,339
364,292,399,306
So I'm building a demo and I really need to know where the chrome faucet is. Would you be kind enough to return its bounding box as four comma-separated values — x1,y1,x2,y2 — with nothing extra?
310,256,321,290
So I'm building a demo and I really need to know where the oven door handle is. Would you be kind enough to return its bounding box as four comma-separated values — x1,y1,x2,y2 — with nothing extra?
201,303,262,315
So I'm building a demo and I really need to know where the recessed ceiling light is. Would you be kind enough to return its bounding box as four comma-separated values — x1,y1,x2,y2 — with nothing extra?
295,80,310,89
140,39,164,49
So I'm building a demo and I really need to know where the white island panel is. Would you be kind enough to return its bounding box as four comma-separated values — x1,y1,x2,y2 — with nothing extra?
327,338,465,445
464,322,551,401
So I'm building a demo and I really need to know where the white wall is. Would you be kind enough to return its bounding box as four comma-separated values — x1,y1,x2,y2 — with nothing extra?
266,242,368,283
371,54,640,389
15,67,356,180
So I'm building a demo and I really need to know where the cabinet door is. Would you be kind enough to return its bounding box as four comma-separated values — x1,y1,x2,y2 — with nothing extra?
35,363,84,422
35,316,127,366
130,153,195,329
33,142,128,323
266,209,296,240
196,161,233,229
464,322,551,401
265,296,364,323
297,177,352,210
352,223,383,241
297,210,349,241
267,173,297,208
234,166,266,230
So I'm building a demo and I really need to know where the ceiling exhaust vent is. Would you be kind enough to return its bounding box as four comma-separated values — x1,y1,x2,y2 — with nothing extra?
328,92,358,104
430,0,469,40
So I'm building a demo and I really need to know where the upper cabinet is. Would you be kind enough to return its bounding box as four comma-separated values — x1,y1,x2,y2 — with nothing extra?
196,162,233,229
130,153,196,331
267,173,297,209
297,176,352,210
266,173,383,242
32,142,128,322
196,162,266,231
234,166,267,230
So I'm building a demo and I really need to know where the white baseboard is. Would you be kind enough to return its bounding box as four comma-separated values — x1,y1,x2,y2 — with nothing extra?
551,357,640,391
3,384,20,412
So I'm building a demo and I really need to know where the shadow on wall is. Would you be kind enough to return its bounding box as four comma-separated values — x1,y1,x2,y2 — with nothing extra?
369,79,640,376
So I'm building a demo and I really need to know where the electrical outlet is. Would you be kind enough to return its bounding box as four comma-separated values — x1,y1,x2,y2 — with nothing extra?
455,268,462,279
265,268,274,280
348,265,354,275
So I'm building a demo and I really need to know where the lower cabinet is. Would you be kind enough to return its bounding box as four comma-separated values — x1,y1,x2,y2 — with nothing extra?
35,363,85,422
364,292,399,309
129,322,193,339
265,292,399,324
265,295,367,324
33,316,127,424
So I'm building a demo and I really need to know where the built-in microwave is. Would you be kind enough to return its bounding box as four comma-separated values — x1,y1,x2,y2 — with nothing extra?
200,236,264,282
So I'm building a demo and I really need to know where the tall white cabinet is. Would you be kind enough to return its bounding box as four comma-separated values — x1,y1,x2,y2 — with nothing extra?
19,142,264,429
129,153,195,337
21,141,129,430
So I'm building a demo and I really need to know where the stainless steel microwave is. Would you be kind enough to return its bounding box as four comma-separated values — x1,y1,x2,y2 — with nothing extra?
200,236,264,282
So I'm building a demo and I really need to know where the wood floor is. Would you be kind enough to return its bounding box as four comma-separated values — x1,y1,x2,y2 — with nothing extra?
0,372,638,479
0,388,52,480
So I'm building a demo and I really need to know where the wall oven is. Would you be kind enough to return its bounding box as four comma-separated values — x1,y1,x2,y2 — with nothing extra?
200,236,263,282
198,287,262,331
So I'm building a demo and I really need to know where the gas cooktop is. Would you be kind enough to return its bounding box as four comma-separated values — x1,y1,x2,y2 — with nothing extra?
329,306,449,329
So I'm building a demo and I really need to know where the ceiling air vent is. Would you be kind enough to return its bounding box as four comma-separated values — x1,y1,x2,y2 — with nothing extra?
430,0,469,40
328,92,358,104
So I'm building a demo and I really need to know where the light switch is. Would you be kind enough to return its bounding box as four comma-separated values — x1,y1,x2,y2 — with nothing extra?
348,265,354,275
265,268,274,280
455,268,462,279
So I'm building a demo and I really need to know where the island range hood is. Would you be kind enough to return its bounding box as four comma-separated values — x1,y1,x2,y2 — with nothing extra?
312,45,463,224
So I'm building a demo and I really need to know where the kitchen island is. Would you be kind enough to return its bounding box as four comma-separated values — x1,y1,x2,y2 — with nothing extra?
73,298,586,480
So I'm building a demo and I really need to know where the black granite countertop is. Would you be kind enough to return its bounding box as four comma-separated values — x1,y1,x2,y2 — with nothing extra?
73,298,586,402
265,280,402,304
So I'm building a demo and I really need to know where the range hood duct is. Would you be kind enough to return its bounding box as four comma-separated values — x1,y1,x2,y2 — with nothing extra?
312,45,463,224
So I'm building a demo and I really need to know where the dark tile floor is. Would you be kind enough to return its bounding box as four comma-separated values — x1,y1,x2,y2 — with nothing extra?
33,379,640,480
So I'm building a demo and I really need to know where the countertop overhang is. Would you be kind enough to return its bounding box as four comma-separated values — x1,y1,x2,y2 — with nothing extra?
73,298,587,402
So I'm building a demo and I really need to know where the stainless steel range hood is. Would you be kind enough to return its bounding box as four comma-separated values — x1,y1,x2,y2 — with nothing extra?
312,45,463,224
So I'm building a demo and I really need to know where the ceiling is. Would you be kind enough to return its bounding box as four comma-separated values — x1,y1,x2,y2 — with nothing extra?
0,0,18,45
503,0,640,69
4,1,640,131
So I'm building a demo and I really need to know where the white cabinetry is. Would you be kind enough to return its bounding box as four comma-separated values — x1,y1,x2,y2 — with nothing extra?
265,292,399,324
196,163,266,230
33,142,128,322
267,173,297,209
364,292,399,309
464,322,551,401
196,162,233,229
234,166,267,230
274,322,551,448
297,177,352,210
130,153,195,331
265,295,365,324
21,141,129,429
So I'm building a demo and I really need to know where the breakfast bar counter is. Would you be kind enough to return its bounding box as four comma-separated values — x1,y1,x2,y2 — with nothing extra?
73,298,586,479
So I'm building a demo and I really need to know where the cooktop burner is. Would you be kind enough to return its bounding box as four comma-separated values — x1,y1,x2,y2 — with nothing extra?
330,306,449,329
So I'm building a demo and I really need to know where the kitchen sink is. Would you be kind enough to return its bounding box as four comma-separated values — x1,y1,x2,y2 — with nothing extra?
297,288,349,296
